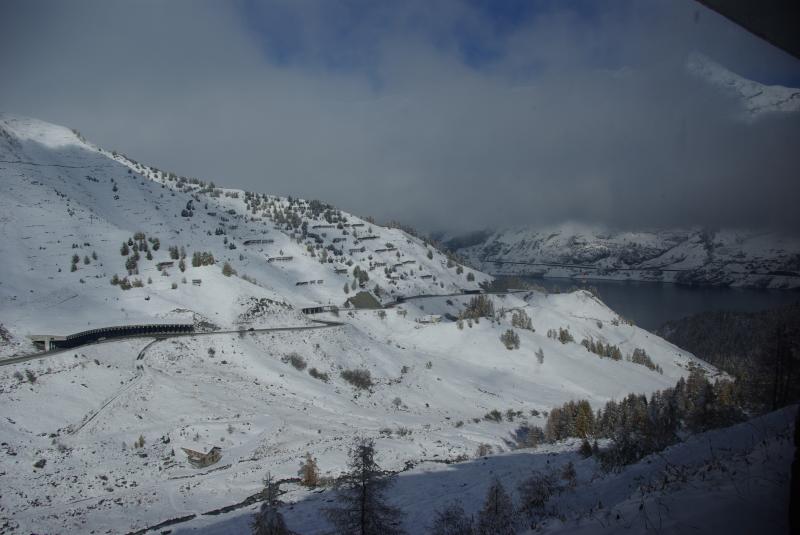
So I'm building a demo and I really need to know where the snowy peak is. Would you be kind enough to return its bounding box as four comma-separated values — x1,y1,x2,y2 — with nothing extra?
0,113,88,151
686,53,800,116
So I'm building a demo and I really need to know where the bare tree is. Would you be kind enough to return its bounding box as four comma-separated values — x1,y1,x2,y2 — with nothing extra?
476,478,515,535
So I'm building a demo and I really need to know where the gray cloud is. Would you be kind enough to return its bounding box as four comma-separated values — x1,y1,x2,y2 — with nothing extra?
1,0,798,234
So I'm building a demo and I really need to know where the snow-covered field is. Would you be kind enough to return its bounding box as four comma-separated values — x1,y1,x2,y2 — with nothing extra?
0,114,764,534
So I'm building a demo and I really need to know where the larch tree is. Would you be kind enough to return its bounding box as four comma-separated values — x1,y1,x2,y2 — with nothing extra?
324,438,406,535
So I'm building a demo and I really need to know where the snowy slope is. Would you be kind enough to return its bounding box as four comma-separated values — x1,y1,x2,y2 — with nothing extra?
0,114,722,533
687,52,800,117
452,223,800,289
0,290,718,533
176,405,797,535
0,113,486,353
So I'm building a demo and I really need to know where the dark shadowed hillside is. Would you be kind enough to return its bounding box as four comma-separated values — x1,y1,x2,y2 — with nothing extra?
657,302,800,410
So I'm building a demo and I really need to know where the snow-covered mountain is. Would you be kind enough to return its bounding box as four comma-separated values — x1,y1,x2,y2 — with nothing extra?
450,223,800,289
0,114,723,533
687,52,800,117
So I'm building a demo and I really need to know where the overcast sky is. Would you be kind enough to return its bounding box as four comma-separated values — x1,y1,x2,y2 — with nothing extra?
2,0,799,234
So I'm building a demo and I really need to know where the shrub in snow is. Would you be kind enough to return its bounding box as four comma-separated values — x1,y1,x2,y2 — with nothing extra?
341,368,373,389
281,353,307,371
484,410,502,423
25,369,37,383
308,367,329,382
430,501,473,535
535,347,544,364
222,262,236,277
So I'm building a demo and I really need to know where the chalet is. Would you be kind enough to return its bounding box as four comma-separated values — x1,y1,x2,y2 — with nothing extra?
266,256,293,262
312,224,335,229
374,247,396,253
416,314,442,324
359,235,379,240
332,237,346,243
420,274,432,279
351,223,365,227
192,279,202,286
373,261,386,267
334,267,348,274
243,238,274,245
181,446,222,468
156,261,174,270
349,247,365,254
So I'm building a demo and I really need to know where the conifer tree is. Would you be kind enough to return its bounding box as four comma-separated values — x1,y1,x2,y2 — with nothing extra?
325,438,405,535
476,478,515,535
252,473,289,535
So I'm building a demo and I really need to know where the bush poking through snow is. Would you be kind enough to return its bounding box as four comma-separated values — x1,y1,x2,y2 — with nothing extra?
222,262,236,277
430,501,474,535
281,352,307,371
308,367,329,382
24,369,37,383
484,410,503,423
341,368,373,389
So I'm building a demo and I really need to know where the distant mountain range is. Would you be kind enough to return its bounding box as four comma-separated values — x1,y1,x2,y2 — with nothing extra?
446,224,800,289
445,55,800,290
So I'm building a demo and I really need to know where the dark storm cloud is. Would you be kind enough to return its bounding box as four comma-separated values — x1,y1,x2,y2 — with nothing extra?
1,0,798,233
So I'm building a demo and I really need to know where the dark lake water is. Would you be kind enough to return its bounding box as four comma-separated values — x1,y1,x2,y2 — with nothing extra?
519,277,800,331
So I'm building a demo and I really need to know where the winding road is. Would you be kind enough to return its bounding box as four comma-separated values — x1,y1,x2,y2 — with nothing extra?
0,320,345,368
